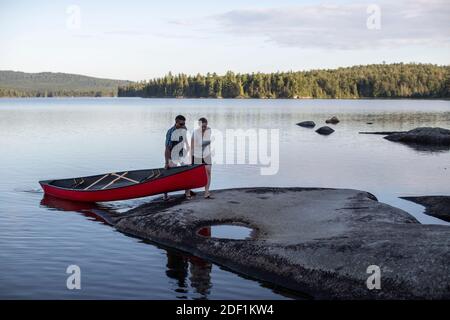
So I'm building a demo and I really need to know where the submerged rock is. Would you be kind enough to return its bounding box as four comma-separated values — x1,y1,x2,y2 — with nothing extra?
316,126,335,135
384,127,450,146
359,131,406,135
402,196,450,222
113,188,450,299
296,121,316,128
325,116,340,124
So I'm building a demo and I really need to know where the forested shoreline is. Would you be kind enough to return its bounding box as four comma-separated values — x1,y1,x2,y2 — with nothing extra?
1,64,448,98
118,64,449,99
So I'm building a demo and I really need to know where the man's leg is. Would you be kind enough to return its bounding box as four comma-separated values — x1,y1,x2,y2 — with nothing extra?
163,160,177,201
181,160,193,199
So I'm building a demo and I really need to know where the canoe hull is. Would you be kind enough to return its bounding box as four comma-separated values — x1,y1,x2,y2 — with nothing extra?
40,165,207,202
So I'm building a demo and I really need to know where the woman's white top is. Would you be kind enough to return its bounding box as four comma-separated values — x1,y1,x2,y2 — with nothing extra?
192,127,211,161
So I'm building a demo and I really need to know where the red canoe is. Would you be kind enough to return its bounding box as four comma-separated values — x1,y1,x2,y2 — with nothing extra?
39,164,207,202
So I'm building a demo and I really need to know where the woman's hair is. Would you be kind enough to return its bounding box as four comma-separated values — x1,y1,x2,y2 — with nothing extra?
198,117,208,124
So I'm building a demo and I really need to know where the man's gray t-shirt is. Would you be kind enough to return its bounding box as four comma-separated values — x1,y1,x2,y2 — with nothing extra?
165,125,187,159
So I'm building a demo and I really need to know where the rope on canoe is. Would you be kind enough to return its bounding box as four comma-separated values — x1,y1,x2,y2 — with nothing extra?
140,169,154,182
84,173,110,190
81,169,163,191
101,171,129,190
111,173,139,184
72,178,85,188
140,169,162,183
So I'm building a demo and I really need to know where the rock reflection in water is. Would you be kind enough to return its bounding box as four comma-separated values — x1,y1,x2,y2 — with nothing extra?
392,142,450,153
166,253,212,298
166,227,212,299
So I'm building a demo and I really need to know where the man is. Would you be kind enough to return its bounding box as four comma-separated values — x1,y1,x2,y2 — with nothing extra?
164,115,192,200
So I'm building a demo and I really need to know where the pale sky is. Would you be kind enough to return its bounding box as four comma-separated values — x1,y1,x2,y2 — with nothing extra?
0,0,449,81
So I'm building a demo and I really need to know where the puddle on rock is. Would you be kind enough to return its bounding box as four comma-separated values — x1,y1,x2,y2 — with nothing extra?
197,225,254,240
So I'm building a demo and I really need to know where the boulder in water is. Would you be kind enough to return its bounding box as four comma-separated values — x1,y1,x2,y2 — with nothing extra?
325,116,340,124
316,126,335,135
296,121,316,128
384,127,450,146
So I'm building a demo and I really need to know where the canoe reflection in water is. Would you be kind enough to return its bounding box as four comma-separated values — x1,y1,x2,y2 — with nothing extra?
40,194,117,225
40,195,213,298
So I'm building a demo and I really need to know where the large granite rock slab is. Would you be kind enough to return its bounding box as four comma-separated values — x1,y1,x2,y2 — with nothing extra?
113,188,450,299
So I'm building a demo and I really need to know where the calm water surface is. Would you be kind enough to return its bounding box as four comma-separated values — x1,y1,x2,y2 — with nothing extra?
1,98,449,299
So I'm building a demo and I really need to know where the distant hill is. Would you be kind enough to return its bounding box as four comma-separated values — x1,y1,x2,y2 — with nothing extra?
0,71,132,97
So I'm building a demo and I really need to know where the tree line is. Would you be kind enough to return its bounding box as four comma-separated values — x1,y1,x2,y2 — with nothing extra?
118,63,449,99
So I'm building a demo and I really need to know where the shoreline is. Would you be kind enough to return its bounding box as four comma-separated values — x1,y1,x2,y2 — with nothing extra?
1,96,449,101
402,196,450,222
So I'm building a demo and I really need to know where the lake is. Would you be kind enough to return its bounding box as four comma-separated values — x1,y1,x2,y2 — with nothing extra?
0,98,449,299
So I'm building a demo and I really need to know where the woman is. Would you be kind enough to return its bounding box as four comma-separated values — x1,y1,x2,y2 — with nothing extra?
191,117,212,198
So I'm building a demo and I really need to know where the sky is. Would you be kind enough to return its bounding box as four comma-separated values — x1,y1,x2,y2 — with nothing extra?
0,0,449,81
